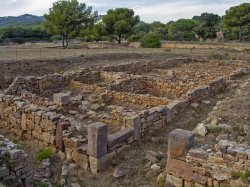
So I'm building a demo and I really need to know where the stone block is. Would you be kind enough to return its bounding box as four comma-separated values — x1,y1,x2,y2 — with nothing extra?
193,173,207,185
168,129,195,158
87,122,108,158
89,152,115,174
166,174,183,187
126,115,141,140
108,128,134,148
184,181,193,187
189,148,208,160
230,179,248,187
72,152,89,170
166,158,194,181
53,93,70,106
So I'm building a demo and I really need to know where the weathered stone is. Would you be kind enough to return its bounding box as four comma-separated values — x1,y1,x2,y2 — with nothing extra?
108,128,134,148
166,174,183,187
89,152,115,174
189,148,209,160
194,123,207,137
53,93,70,106
166,158,194,181
193,173,207,185
151,164,161,173
168,129,195,158
72,152,89,170
126,115,141,140
230,179,248,187
87,122,108,158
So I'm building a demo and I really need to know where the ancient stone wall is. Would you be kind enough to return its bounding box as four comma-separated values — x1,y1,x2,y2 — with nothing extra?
0,94,70,150
0,135,33,186
0,58,249,175
166,129,250,187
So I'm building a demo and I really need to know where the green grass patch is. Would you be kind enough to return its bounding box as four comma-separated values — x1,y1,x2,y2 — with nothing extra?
36,148,52,161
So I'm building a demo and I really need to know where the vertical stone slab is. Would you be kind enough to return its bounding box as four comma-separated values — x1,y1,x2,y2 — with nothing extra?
56,121,71,151
168,129,195,159
126,115,141,140
87,122,108,158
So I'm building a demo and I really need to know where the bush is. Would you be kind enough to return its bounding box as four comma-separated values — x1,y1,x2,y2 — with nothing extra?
36,148,52,161
11,37,26,44
140,33,161,48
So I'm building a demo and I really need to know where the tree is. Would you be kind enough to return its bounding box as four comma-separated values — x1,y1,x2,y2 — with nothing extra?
101,8,140,44
193,13,221,40
168,19,198,41
140,32,161,48
150,21,168,40
43,0,97,48
223,3,250,41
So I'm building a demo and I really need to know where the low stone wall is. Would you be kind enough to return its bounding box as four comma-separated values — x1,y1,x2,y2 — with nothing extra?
0,94,71,151
166,129,250,187
0,59,249,175
0,135,33,186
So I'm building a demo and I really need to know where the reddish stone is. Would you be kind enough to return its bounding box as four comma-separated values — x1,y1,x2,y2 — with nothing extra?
166,158,194,182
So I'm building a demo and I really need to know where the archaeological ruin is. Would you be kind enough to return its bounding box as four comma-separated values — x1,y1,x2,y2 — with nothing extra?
0,57,249,186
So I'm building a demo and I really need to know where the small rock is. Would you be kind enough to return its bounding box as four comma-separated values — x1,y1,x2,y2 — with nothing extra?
191,103,199,109
113,165,126,179
150,164,161,173
71,183,81,187
194,123,208,137
68,110,79,115
90,104,101,111
202,100,211,105
211,118,219,126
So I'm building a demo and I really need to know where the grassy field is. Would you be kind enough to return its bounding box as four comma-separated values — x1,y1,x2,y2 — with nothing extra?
0,41,250,61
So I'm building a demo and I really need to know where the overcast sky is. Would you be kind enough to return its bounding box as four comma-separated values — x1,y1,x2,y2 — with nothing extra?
0,0,247,23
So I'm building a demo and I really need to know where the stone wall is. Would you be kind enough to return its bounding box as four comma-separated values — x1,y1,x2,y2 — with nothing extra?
0,94,71,150
0,134,33,186
166,129,250,187
0,59,249,175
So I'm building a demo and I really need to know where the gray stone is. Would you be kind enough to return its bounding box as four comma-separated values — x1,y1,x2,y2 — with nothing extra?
87,122,108,158
126,115,141,140
150,164,161,173
53,93,70,106
168,129,195,158
108,128,134,148
89,152,115,174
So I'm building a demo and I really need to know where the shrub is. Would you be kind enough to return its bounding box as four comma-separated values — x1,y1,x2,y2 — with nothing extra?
11,37,26,44
36,148,52,161
140,33,161,48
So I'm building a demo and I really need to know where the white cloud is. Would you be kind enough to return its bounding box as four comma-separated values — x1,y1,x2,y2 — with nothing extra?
134,0,248,23
0,0,248,23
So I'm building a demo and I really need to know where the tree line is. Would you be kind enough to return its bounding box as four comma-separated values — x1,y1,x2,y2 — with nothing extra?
0,0,249,47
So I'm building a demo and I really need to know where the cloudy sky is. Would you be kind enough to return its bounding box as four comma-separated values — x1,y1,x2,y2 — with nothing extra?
0,0,247,23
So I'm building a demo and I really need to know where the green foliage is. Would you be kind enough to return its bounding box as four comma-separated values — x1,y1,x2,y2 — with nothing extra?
3,152,12,169
149,21,169,40
232,124,246,136
35,182,49,187
140,33,161,48
43,0,97,47
158,176,166,187
36,148,52,161
0,26,50,43
101,8,140,43
223,3,250,41
193,13,221,40
168,19,198,41
231,170,250,182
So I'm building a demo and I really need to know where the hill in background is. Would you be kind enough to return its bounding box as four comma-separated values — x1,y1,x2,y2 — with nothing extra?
0,14,43,28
